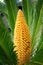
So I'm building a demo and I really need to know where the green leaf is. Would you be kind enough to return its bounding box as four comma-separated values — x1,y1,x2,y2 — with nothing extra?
31,6,43,65
0,16,18,65
31,31,43,64
32,5,43,48
22,0,33,26
24,61,41,65
32,48,43,65
0,2,8,15
31,0,43,44
4,0,18,32
0,46,10,65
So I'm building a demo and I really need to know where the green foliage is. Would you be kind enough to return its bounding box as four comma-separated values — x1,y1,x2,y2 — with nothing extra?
4,0,18,33
0,2,8,14
31,0,43,47
22,0,33,26
0,16,18,65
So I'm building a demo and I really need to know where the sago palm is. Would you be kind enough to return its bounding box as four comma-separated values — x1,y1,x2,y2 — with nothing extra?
0,0,43,65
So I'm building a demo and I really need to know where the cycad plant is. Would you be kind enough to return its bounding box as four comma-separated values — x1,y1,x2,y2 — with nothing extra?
0,0,43,65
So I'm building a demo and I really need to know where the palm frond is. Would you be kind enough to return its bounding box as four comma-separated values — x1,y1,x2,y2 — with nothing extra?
22,0,33,26
31,0,43,43
4,0,18,32
0,16,18,65
0,2,8,15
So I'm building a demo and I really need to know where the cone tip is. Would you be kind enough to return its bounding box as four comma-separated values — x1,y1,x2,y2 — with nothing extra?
18,9,23,15
18,9,22,12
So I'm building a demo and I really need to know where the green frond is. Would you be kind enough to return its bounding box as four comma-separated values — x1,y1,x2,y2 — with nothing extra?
22,0,33,26
4,0,18,33
0,16,18,65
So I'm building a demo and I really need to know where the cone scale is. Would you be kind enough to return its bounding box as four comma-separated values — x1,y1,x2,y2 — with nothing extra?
13,9,31,65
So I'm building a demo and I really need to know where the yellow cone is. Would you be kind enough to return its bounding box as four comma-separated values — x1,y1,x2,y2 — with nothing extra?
13,9,31,65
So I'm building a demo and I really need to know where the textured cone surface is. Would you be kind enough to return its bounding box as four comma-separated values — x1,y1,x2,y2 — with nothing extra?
14,9,31,65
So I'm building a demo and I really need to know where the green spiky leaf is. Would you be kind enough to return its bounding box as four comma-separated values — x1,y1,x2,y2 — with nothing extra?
22,0,33,26
0,16,17,65
4,0,18,32
0,2,8,14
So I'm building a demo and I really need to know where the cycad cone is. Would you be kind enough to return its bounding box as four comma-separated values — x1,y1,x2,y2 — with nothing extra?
14,9,31,65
